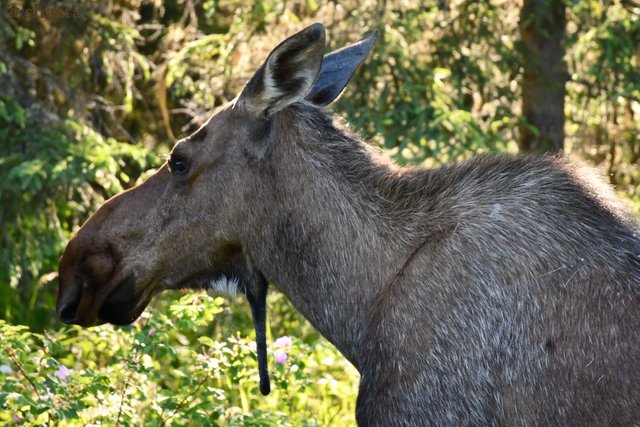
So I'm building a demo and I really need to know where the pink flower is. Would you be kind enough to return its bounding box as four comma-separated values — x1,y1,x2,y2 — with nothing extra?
148,328,156,336
274,349,288,365
275,336,292,348
54,365,73,380
13,414,20,423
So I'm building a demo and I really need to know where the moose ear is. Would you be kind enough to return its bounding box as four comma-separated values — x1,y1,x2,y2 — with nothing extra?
305,31,378,106
237,23,326,118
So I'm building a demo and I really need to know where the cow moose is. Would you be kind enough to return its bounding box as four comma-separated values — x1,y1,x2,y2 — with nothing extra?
57,23,640,425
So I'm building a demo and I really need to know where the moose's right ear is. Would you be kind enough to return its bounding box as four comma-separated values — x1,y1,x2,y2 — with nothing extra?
237,23,326,118
305,31,378,107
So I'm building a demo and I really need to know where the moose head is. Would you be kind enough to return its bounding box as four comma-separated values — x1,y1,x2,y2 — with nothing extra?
57,23,377,395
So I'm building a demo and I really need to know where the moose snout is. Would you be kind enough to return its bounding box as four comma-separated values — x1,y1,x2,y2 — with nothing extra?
57,251,115,326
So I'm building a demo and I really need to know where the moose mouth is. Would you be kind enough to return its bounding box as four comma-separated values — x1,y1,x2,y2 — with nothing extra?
62,269,228,327
59,274,153,327
97,275,154,326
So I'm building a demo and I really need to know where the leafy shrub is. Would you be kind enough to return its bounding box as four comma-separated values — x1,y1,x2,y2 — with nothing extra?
0,7,160,330
0,292,359,426
0,100,159,331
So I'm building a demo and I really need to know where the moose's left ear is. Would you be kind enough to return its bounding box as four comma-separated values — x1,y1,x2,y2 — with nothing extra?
237,23,326,118
305,31,378,106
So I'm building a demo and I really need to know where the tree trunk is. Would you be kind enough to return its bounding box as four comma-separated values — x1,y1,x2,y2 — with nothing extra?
519,0,567,153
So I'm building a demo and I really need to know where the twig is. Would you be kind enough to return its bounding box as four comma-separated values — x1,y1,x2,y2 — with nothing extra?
568,78,640,104
115,350,138,426
160,374,209,426
8,350,41,400
115,317,149,426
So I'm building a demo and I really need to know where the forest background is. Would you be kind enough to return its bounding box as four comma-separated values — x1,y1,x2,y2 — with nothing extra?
0,0,638,425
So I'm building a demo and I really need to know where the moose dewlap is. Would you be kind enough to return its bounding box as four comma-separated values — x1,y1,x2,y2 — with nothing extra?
57,23,640,425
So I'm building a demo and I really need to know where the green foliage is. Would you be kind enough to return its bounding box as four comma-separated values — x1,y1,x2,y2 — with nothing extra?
0,14,34,50
337,2,521,165
0,0,638,424
0,293,358,426
0,94,159,330
566,0,640,199
0,6,160,330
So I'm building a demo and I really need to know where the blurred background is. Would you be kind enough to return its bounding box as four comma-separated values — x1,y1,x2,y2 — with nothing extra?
0,0,638,425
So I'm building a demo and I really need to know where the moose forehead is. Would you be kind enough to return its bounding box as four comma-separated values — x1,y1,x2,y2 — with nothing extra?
187,123,208,143
175,106,275,160
180,105,228,145
172,108,231,158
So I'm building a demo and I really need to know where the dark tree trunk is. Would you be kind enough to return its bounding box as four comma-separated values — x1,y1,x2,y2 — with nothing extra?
519,0,567,153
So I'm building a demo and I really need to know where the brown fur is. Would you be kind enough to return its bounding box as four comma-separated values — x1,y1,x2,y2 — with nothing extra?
58,24,640,425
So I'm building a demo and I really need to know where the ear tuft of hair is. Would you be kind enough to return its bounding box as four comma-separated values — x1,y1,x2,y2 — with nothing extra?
238,23,326,118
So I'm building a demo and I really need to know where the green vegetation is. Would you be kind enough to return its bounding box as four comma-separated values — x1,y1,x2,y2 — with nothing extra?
1,293,358,425
1,0,638,425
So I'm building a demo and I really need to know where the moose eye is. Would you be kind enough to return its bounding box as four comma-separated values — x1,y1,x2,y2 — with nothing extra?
168,154,188,175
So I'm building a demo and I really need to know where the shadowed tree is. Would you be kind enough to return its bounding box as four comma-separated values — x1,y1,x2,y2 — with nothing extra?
519,0,567,153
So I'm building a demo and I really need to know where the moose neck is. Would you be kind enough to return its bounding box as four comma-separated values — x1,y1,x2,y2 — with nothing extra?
246,105,431,368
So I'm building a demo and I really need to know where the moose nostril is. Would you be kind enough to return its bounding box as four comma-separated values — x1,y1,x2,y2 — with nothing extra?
58,300,80,324
57,251,113,324
57,282,82,324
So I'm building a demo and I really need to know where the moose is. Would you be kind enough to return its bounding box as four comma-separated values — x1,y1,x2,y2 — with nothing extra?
57,23,640,425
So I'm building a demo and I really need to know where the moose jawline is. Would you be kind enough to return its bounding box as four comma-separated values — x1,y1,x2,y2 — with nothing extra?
96,272,239,326
98,275,152,326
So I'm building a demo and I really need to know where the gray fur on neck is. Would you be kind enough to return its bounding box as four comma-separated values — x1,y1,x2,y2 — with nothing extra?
247,102,640,425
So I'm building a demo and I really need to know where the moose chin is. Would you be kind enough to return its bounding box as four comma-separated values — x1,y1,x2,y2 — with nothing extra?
57,23,640,426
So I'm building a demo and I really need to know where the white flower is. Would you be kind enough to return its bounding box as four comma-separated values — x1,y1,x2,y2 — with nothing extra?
275,336,292,348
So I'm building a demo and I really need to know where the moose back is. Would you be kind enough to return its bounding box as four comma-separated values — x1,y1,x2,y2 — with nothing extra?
57,23,640,425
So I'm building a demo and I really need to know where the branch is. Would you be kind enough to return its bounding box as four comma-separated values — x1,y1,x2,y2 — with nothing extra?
160,374,209,426
568,77,640,104
8,350,41,400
